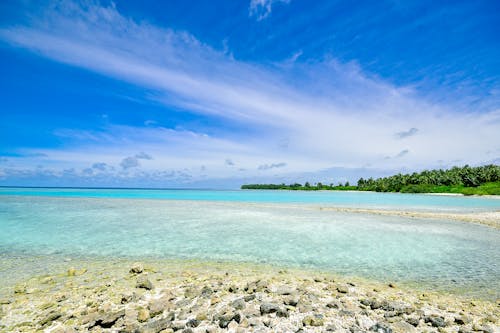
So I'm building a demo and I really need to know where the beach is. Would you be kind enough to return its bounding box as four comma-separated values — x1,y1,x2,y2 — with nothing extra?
0,189,499,332
1,258,499,333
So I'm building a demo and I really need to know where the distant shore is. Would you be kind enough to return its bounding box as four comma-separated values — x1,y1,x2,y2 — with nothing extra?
0,258,498,332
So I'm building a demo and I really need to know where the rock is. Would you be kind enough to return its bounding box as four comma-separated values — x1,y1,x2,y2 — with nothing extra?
137,318,171,333
148,297,172,317
260,302,281,314
14,283,27,294
388,283,397,288
337,285,349,293
67,267,76,276
275,286,296,295
130,262,144,274
171,320,187,331
455,316,471,325
406,317,420,327
136,276,154,290
232,298,246,310
391,321,417,333
326,324,337,331
369,323,393,332
284,295,300,306
243,294,256,302
39,311,62,326
91,309,125,328
218,313,240,328
277,308,289,318
137,308,150,322
326,300,341,309
424,315,446,328
195,312,207,321
356,315,376,330
200,286,213,297
186,318,200,327
383,301,414,315
302,314,324,327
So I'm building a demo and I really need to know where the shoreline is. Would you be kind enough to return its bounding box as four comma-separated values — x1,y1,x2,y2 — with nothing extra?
0,258,498,332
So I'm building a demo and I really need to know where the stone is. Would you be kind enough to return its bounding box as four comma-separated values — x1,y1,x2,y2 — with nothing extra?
67,267,76,276
337,285,349,294
149,297,172,317
356,315,376,330
275,286,296,295
91,310,125,328
391,321,417,333
455,316,471,325
277,308,289,318
136,276,154,290
243,294,256,302
14,283,27,294
369,323,393,333
138,318,171,333
39,311,62,326
284,295,300,306
424,315,446,328
171,320,187,331
130,262,144,274
200,286,213,297
406,317,420,327
186,318,200,327
302,314,324,327
137,308,150,322
232,298,246,310
260,302,281,314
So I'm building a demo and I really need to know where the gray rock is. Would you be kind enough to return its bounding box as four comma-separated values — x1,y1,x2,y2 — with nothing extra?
232,298,246,310
302,314,324,327
136,276,154,290
424,315,446,327
369,323,393,333
91,309,125,329
284,295,300,306
260,302,281,314
200,286,213,297
186,318,200,327
243,294,256,302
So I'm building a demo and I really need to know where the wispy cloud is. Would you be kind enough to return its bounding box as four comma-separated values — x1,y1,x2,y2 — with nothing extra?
395,149,409,158
0,1,498,187
395,128,418,139
249,0,290,21
258,162,287,170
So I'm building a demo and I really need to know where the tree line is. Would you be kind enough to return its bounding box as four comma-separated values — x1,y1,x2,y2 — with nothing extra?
241,164,500,195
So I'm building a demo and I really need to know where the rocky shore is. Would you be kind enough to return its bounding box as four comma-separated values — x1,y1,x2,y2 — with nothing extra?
0,259,498,333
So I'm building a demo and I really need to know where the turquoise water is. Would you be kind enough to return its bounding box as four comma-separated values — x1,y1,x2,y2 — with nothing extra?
1,187,500,212
0,189,499,298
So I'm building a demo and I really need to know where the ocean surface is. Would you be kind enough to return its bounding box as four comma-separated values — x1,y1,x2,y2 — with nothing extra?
0,188,499,298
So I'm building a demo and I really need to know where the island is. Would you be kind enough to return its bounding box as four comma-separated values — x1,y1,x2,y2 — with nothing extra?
242,164,500,195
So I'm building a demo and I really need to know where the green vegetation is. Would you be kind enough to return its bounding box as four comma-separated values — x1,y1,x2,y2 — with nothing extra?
241,164,500,195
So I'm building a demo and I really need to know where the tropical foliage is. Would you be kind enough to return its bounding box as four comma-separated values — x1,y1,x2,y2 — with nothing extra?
241,165,500,195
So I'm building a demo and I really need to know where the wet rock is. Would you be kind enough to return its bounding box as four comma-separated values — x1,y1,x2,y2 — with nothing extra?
14,283,27,294
302,314,324,327
260,302,281,314
91,309,125,328
136,276,154,290
129,262,144,274
39,311,62,326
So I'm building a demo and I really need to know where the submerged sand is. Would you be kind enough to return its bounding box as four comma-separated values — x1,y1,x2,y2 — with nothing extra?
0,259,498,333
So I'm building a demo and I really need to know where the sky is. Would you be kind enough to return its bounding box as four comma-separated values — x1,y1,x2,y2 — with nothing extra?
0,0,499,188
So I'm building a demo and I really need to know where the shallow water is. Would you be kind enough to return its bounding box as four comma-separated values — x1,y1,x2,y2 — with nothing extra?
0,192,499,298
1,187,500,212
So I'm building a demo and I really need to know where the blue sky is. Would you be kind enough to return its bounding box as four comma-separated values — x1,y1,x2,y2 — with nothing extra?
0,0,499,188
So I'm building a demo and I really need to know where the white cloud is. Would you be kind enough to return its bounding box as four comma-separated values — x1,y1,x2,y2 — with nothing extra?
249,0,290,21
0,1,498,186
